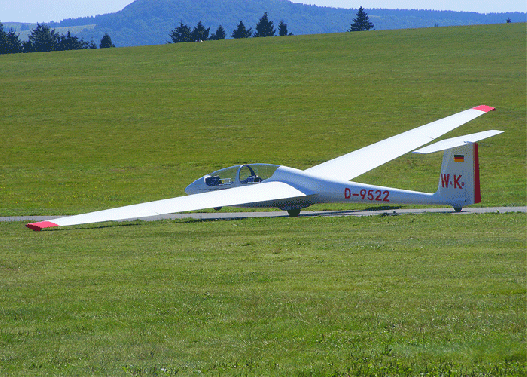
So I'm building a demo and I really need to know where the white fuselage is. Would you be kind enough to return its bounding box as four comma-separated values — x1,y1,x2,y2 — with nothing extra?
185,165,446,212
262,166,442,210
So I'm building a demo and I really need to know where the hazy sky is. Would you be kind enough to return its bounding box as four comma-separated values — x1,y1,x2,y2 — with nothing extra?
1,0,525,23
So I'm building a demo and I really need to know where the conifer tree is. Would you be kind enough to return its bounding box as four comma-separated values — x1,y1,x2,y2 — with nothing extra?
0,23,8,54
191,21,210,42
100,33,115,48
210,25,226,40
0,23,23,54
232,21,252,39
278,20,292,36
27,23,60,52
349,6,374,31
254,12,275,37
58,31,88,51
169,21,192,43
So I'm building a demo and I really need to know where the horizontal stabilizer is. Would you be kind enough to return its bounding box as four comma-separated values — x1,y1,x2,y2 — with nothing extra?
413,130,503,154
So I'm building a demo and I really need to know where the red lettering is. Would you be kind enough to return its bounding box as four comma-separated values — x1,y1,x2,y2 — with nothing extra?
355,189,390,202
344,188,351,199
454,174,463,189
441,174,450,188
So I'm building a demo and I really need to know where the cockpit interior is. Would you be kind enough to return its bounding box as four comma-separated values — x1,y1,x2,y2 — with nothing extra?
185,164,280,194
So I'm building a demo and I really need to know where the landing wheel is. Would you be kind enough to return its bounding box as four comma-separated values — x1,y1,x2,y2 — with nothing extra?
287,209,301,217
453,207,462,212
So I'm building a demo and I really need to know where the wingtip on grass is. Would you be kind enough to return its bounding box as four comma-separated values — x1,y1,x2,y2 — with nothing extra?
26,221,59,231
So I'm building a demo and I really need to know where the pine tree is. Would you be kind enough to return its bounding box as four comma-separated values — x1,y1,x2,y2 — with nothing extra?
100,33,115,48
0,23,8,54
169,21,192,43
191,21,210,42
0,23,23,54
58,31,89,51
210,25,226,40
232,21,252,39
254,12,275,37
349,6,374,31
27,23,60,52
278,20,292,36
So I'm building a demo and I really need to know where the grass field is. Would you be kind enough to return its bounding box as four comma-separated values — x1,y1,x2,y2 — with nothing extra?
1,213,526,375
0,23,525,216
0,23,526,375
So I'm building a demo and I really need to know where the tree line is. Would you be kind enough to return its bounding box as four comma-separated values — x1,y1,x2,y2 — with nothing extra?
169,12,293,43
1,7,374,54
169,9,373,43
0,22,116,55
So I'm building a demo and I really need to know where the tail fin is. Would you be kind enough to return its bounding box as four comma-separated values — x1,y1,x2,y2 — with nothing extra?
413,130,502,211
436,142,481,211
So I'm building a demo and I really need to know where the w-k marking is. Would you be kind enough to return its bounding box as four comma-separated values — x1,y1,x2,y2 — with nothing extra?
441,174,464,189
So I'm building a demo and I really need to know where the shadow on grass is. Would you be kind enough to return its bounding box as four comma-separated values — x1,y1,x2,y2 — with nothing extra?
299,206,403,218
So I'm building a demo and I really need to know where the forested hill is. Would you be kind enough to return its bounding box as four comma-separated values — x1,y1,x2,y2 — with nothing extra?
10,0,527,47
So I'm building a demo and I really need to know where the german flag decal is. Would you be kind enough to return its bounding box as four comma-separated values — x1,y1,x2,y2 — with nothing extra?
454,155,464,162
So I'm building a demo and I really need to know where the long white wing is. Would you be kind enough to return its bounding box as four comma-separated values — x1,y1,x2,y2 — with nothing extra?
26,181,309,230
304,105,495,181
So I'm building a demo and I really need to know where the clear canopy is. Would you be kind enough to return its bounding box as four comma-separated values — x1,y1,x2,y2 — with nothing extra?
205,164,279,187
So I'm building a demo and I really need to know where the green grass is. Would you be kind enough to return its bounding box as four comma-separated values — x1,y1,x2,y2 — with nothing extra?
0,24,525,216
0,24,526,375
1,213,525,375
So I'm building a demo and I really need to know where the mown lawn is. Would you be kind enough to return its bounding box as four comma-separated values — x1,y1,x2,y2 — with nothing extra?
1,213,525,375
0,22,525,376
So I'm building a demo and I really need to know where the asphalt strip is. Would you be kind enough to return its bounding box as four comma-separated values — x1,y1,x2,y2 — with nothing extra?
1,207,525,224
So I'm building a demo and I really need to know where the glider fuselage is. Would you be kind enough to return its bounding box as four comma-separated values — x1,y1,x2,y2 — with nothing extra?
185,164,438,212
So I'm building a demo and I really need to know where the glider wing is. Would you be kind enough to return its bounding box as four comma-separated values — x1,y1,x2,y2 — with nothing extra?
26,181,310,230
304,105,495,181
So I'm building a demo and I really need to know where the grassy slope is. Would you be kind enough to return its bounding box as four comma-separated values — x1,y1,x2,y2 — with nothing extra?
0,23,525,216
1,213,525,375
0,24,526,375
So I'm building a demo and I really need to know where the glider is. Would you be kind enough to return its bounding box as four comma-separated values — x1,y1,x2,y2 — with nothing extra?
27,105,501,231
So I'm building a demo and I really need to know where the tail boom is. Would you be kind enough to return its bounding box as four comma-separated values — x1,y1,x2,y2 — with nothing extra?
331,140,490,210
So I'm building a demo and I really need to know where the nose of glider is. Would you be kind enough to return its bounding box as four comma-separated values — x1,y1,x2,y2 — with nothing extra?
185,177,205,195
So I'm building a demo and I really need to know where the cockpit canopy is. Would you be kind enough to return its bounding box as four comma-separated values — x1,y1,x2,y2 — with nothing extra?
185,164,280,194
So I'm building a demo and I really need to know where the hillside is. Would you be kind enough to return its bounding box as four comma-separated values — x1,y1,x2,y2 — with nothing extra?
0,23,526,375
4,0,525,47
0,23,525,216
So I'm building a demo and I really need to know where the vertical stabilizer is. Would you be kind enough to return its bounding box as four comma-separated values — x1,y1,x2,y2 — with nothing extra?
436,142,480,211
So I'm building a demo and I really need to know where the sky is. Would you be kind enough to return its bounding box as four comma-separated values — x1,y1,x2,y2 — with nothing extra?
1,0,525,23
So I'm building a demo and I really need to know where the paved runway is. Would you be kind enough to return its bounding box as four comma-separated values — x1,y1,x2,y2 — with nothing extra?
2,206,525,224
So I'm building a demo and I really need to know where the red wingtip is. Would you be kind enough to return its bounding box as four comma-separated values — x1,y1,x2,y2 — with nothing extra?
26,221,59,231
472,105,495,113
